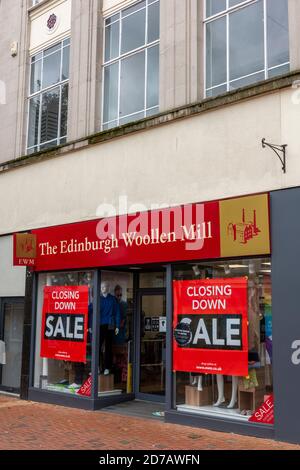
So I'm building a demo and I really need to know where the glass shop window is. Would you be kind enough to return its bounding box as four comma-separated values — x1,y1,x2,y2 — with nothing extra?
34,271,94,395
173,259,273,423
99,271,134,396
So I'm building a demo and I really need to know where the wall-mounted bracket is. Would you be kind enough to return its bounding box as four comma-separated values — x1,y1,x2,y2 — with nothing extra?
262,138,287,174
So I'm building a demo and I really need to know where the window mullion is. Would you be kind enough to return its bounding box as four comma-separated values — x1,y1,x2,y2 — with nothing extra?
226,12,230,92
263,0,268,79
58,85,62,145
118,14,122,125
38,92,42,151
144,2,148,115
58,42,64,144
144,49,148,118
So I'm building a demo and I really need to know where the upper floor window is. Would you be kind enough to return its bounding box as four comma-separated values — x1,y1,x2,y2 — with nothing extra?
27,38,70,154
205,0,290,97
102,0,160,130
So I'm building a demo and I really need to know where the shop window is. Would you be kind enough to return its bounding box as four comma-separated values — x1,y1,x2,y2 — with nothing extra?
102,0,160,130
34,270,134,397
34,271,94,395
27,38,70,154
139,271,166,288
205,0,290,97
173,259,273,423
99,271,134,396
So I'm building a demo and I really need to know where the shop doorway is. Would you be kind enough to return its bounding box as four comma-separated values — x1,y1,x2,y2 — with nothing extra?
135,289,166,402
0,299,24,393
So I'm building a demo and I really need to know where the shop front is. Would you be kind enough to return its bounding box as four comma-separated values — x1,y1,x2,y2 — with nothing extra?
18,192,275,439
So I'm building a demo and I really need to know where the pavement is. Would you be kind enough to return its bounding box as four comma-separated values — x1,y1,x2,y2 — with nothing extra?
0,395,298,451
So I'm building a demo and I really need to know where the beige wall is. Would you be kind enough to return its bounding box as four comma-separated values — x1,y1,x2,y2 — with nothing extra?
160,0,202,110
102,0,136,16
0,87,299,235
29,0,71,53
68,0,103,140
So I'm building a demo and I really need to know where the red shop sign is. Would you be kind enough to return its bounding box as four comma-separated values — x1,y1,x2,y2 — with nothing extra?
40,286,89,363
173,278,248,376
29,194,270,272
32,202,220,271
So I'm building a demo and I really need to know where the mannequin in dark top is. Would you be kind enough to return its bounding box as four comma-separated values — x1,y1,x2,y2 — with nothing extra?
100,281,120,375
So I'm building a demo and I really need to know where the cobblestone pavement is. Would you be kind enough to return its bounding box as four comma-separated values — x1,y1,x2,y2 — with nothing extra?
0,395,298,451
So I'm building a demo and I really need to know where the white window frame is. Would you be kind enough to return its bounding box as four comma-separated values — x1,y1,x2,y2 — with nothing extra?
204,0,290,97
26,39,70,154
102,0,160,130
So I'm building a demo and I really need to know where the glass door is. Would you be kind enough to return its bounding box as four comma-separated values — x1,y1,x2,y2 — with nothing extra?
136,291,166,402
0,300,24,393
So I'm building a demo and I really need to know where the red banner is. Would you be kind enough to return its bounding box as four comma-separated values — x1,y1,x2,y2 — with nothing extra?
173,278,248,376
40,286,89,363
249,395,274,425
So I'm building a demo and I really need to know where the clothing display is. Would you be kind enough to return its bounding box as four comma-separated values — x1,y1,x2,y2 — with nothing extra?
100,294,121,330
113,300,127,345
242,370,259,390
248,277,260,352
99,324,114,372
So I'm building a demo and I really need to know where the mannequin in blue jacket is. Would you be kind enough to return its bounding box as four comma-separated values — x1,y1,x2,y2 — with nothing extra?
100,281,120,376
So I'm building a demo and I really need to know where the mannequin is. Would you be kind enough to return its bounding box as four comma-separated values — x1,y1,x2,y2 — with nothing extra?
100,281,120,376
213,266,261,409
191,374,203,391
214,375,239,409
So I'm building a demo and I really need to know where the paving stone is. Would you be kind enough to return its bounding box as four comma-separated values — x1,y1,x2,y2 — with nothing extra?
0,396,298,450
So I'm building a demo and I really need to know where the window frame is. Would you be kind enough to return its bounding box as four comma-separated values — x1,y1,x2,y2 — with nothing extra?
102,0,160,130
26,38,70,155
204,0,290,98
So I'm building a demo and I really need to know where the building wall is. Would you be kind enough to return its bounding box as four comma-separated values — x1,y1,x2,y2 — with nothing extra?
0,85,299,234
160,0,202,111
29,0,72,53
1,0,299,163
68,0,103,140
0,236,26,297
271,187,300,444
0,0,29,164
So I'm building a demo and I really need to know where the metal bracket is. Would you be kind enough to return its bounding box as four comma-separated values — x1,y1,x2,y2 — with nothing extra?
262,138,287,174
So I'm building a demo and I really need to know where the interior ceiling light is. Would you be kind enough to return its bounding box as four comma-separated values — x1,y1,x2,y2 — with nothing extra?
229,265,248,269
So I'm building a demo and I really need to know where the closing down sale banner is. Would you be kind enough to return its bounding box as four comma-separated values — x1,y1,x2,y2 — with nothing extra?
40,286,89,363
173,278,248,376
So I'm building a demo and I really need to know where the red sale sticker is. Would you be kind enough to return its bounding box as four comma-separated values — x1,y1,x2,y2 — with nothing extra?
77,376,92,397
249,395,274,425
